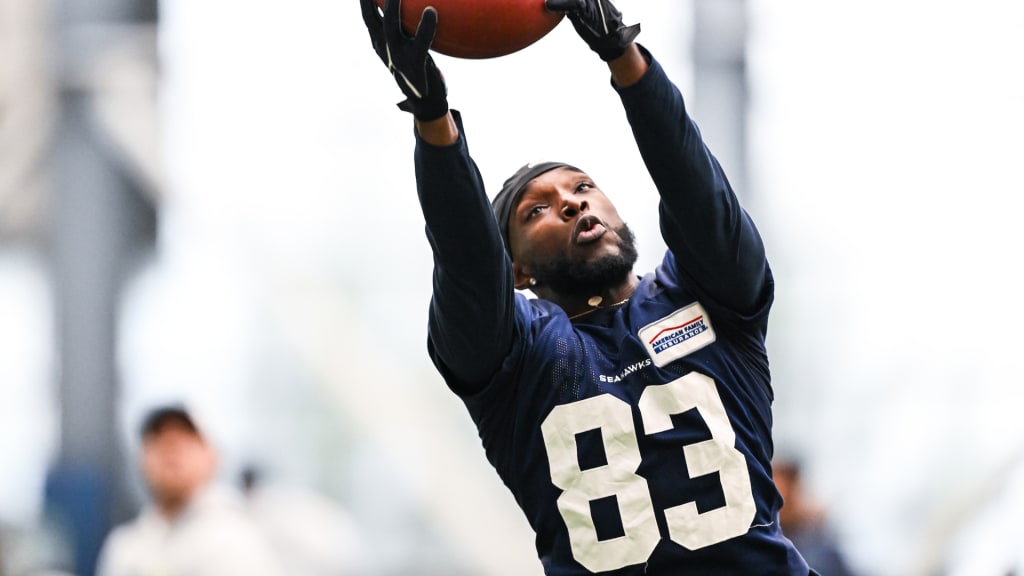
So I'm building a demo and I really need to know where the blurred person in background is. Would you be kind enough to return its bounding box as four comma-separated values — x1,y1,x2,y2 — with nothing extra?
96,405,285,576
773,459,856,576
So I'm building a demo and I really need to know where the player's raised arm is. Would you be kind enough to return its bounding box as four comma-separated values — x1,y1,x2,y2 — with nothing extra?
360,0,454,137
360,0,515,393
624,61,769,315
549,0,767,315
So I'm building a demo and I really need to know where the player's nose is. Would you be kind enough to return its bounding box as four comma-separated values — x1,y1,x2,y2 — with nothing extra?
560,194,588,220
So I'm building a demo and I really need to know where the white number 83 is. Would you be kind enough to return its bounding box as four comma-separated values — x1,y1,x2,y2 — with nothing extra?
540,372,756,573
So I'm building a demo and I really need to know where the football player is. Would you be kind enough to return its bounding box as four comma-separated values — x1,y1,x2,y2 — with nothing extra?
361,0,814,573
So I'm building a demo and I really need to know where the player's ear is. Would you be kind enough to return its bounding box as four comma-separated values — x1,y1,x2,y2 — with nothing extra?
512,261,534,290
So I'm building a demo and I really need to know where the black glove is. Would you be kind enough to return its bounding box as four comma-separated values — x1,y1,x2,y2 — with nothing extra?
545,0,640,62
360,0,449,121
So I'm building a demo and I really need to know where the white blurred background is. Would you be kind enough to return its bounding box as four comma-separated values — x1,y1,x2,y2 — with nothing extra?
1,1,1023,575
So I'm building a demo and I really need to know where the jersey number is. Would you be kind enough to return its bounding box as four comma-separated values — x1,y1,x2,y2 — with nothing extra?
540,372,756,573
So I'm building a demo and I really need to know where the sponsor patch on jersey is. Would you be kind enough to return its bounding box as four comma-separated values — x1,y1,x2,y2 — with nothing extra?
639,303,716,367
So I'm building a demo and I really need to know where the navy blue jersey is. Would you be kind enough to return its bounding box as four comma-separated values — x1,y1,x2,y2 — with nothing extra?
461,255,803,575
412,47,808,575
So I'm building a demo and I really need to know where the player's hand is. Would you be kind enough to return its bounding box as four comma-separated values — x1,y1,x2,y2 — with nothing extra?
545,0,640,62
360,0,449,121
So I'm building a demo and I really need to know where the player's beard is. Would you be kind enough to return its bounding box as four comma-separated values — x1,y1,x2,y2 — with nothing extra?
530,223,638,298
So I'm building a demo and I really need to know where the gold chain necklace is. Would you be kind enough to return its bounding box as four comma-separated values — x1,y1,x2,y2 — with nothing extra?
568,296,631,321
